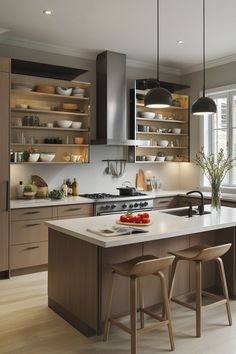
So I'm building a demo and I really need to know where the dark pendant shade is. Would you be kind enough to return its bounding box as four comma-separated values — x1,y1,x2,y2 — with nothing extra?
192,96,217,115
144,86,173,108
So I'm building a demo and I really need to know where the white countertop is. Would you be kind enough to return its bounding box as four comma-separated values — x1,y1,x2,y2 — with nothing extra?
10,190,236,209
10,196,93,209
45,205,236,248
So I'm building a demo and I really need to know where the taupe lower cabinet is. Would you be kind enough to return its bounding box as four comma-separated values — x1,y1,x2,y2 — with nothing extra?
0,58,10,273
10,203,93,271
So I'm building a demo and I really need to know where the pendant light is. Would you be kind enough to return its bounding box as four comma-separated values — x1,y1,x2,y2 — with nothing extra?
192,0,217,115
144,0,172,108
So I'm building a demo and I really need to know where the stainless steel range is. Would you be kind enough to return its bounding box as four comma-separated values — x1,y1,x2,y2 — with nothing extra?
80,193,154,216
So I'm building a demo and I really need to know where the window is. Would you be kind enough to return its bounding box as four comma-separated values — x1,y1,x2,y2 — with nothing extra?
204,88,236,187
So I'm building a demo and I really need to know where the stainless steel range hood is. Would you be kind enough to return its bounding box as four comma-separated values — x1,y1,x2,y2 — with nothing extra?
93,51,138,146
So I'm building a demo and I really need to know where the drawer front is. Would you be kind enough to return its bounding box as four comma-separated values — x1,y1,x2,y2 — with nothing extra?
57,203,93,218
11,207,54,221
10,241,48,270
10,219,48,245
154,197,178,210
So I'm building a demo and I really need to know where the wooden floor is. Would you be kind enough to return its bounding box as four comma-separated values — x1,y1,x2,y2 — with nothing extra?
0,272,236,354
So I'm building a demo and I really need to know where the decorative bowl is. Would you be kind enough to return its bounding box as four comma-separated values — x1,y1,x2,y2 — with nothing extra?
139,112,155,119
165,155,174,161
56,120,72,128
156,156,165,162
158,140,169,147
74,137,85,144
12,83,34,91
145,155,156,161
40,152,55,162
28,153,40,162
172,128,181,134
71,121,82,129
35,85,55,94
72,87,85,95
56,86,72,96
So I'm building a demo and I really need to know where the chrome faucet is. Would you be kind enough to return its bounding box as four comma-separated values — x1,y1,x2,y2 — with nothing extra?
186,190,204,215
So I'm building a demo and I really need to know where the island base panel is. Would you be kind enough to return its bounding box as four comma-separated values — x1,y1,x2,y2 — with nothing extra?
48,229,98,335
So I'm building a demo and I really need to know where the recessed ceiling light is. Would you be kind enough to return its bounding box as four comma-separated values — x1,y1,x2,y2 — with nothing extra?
43,9,52,15
177,40,184,44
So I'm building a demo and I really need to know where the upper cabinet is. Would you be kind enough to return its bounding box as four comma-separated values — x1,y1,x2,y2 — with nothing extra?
10,69,91,164
129,80,190,163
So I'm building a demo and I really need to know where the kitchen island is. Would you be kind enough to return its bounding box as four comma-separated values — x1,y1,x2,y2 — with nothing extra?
46,206,236,336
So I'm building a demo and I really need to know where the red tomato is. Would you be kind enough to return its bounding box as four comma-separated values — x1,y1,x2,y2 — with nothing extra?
120,215,128,222
142,213,150,219
142,218,150,224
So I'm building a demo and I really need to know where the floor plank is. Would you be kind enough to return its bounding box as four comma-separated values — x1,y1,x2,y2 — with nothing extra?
0,272,235,354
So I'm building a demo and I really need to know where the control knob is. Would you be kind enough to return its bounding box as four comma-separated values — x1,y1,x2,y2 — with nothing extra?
134,203,139,208
129,204,134,209
111,204,116,210
140,202,144,207
143,201,148,207
122,204,127,209
105,205,110,210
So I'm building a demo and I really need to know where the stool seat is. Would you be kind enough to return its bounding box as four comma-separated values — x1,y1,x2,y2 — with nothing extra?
169,243,232,262
112,254,174,277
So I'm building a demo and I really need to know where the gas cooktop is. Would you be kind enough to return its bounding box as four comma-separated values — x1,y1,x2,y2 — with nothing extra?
80,192,147,199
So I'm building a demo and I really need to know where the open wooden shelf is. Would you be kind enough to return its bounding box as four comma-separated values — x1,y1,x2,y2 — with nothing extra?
136,102,188,110
11,89,89,101
11,108,88,117
11,126,89,132
136,118,185,124
11,143,89,147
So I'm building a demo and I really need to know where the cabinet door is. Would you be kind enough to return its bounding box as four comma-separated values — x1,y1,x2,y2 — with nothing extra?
0,59,10,272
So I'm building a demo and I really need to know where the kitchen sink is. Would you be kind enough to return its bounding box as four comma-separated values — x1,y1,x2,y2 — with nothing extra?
161,207,211,217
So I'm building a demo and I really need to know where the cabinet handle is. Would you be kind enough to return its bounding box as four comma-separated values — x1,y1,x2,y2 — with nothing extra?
66,207,81,212
24,211,40,215
25,246,40,250
6,180,9,211
26,223,40,227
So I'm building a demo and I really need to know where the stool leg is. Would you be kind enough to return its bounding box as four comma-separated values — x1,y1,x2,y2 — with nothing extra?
195,261,202,338
216,257,232,326
130,276,137,354
168,257,179,300
138,278,144,329
158,272,175,351
104,271,115,341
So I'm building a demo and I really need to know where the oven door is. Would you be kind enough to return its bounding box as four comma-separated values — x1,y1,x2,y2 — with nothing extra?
97,208,153,216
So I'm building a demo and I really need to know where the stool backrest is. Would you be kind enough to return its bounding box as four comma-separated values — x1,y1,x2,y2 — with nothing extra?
196,243,232,262
130,255,175,276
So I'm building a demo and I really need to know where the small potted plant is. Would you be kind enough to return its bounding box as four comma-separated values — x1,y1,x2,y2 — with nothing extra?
23,183,37,199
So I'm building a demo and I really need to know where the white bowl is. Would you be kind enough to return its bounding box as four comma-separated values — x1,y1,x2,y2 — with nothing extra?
165,155,174,161
139,112,155,119
72,87,85,94
16,104,28,109
145,155,156,161
172,128,181,134
156,156,165,162
40,153,55,162
56,86,72,96
28,153,40,162
158,140,169,147
56,120,72,128
71,121,82,129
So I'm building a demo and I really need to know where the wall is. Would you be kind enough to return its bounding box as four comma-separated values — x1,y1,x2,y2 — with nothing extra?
0,44,185,197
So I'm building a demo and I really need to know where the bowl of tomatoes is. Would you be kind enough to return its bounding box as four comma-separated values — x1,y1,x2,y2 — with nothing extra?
117,212,151,226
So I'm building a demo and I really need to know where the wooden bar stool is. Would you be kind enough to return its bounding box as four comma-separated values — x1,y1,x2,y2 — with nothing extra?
104,254,175,354
168,243,232,337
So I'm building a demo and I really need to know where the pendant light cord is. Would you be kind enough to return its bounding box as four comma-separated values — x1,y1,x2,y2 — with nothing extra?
157,0,160,87
203,0,205,96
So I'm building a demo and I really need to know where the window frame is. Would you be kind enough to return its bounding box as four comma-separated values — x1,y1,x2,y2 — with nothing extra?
200,84,236,189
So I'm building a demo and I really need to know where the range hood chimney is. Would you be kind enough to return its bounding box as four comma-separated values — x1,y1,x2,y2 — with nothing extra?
94,51,137,145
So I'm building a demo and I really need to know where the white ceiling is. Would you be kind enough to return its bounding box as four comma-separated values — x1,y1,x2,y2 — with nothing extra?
0,0,236,74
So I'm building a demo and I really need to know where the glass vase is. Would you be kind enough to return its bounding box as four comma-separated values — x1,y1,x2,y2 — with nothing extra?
211,183,221,213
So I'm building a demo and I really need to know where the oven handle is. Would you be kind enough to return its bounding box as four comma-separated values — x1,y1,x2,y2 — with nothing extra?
97,208,153,216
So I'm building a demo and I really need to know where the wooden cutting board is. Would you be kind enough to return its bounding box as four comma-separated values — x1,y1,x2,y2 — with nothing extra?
136,168,147,191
